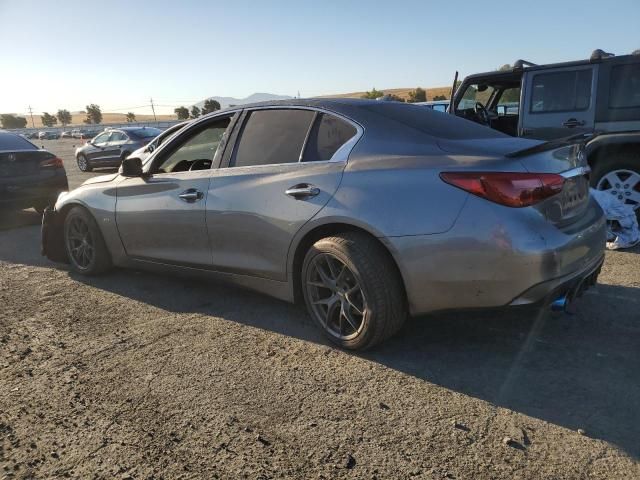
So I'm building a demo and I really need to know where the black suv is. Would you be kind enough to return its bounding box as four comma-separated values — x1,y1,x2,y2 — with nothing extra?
452,49,640,217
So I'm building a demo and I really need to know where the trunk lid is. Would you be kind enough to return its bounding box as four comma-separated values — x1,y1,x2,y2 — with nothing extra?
0,150,54,178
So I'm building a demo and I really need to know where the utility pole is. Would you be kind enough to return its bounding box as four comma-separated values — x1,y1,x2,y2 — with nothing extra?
28,105,35,128
150,97,157,122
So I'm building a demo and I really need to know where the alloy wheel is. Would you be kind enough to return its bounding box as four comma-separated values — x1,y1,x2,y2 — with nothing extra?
305,253,367,340
66,217,94,269
77,155,87,171
596,169,640,211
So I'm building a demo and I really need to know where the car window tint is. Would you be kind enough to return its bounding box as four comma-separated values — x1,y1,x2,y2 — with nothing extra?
93,133,110,143
303,113,357,162
154,118,230,174
0,132,37,150
609,63,640,109
110,132,126,141
530,69,592,113
231,109,315,167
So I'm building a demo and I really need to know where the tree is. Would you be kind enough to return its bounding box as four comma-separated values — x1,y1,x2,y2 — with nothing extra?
201,99,221,115
84,104,102,124
41,112,57,127
190,106,201,119
407,87,427,103
433,95,447,101
361,88,384,100
174,106,189,120
386,94,405,102
56,109,72,127
499,64,512,71
0,114,27,129
126,112,136,123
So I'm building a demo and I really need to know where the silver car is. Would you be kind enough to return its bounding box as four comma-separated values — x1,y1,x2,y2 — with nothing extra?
42,99,606,350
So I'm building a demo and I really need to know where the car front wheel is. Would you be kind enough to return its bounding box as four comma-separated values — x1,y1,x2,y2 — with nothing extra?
302,232,406,350
64,206,112,275
77,153,92,172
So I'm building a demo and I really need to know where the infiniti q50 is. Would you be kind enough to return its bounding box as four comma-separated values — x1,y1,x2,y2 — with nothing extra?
42,99,606,350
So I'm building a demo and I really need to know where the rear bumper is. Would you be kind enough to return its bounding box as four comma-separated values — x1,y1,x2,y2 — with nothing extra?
0,172,68,209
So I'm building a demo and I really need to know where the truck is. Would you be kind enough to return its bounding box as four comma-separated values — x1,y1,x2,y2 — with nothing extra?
451,49,640,218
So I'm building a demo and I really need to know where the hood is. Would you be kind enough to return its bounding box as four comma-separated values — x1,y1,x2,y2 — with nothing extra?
81,173,119,186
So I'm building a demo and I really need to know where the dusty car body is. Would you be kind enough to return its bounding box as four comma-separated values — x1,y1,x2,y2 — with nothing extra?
42,99,606,349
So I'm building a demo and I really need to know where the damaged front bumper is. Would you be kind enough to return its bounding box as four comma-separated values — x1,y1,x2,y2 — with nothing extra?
41,207,68,263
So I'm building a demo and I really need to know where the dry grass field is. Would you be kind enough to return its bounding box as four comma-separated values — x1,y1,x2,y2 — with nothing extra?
26,113,177,129
322,86,453,101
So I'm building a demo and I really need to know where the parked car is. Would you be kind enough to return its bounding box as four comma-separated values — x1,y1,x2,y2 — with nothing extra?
74,127,162,172
130,121,189,164
451,48,640,218
42,99,605,350
415,100,450,112
38,131,59,140
71,129,99,139
61,131,73,138
0,130,68,213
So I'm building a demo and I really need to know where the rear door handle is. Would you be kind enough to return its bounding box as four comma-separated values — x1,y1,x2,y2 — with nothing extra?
178,188,204,203
563,118,586,128
285,184,320,199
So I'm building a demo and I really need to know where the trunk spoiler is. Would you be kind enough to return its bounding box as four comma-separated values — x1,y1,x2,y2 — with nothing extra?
505,132,600,158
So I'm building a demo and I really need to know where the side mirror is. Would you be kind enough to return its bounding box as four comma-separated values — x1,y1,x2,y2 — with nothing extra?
120,157,143,177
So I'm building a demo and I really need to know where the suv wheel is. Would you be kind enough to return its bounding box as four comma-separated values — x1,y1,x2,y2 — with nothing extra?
591,153,640,220
301,232,406,350
77,153,92,172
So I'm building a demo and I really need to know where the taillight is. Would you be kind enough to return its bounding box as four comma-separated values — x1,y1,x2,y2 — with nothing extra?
440,172,565,207
39,157,64,169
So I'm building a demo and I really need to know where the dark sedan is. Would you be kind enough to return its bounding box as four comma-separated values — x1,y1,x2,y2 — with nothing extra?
0,130,68,213
74,127,162,172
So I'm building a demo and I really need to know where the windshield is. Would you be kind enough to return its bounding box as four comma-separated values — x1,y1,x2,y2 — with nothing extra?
456,84,496,111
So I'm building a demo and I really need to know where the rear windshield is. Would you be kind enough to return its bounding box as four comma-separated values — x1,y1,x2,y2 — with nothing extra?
0,132,38,151
361,102,508,140
129,127,162,139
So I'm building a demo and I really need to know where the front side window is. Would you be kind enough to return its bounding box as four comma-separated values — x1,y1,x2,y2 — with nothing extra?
93,133,110,144
530,69,592,113
231,109,315,168
609,63,640,109
302,113,357,162
153,118,230,173
496,87,521,115
110,132,127,142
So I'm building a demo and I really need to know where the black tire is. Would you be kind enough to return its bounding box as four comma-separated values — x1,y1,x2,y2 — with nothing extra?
63,206,112,275
77,153,92,172
590,152,640,221
301,232,407,350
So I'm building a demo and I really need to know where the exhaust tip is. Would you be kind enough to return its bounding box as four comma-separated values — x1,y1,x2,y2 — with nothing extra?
551,294,568,313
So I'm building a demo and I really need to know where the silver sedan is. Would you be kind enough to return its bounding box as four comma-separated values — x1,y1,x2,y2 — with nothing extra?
42,99,606,350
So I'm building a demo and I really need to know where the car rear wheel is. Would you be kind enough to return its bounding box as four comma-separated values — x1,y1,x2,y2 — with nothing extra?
64,206,111,275
302,232,407,350
591,153,640,221
77,153,92,172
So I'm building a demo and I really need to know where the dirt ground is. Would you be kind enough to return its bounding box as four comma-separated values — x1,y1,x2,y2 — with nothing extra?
1,140,639,479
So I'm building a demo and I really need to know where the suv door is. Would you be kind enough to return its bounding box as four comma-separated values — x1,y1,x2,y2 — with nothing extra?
520,64,597,140
206,108,361,281
115,113,237,265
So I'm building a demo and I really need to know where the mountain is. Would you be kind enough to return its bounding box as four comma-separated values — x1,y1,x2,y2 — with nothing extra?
194,92,292,109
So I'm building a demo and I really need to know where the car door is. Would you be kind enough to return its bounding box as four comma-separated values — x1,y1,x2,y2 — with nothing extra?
206,107,361,281
104,131,127,162
115,114,237,265
86,132,111,162
520,64,597,140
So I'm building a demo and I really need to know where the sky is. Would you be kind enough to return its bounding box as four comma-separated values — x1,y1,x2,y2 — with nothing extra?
1,0,639,116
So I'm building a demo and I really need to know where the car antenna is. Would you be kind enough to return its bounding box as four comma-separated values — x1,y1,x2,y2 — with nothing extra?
448,71,458,115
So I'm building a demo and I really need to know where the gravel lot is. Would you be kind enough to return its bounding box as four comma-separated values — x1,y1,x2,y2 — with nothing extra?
1,139,639,479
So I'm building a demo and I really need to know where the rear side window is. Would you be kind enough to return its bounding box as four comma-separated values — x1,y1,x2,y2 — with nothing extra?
231,109,315,167
609,64,640,109
530,69,592,113
110,132,127,141
0,132,37,150
303,113,357,162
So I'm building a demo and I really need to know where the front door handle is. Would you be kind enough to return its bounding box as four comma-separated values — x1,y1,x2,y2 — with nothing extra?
178,188,204,203
563,118,586,128
285,184,320,199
